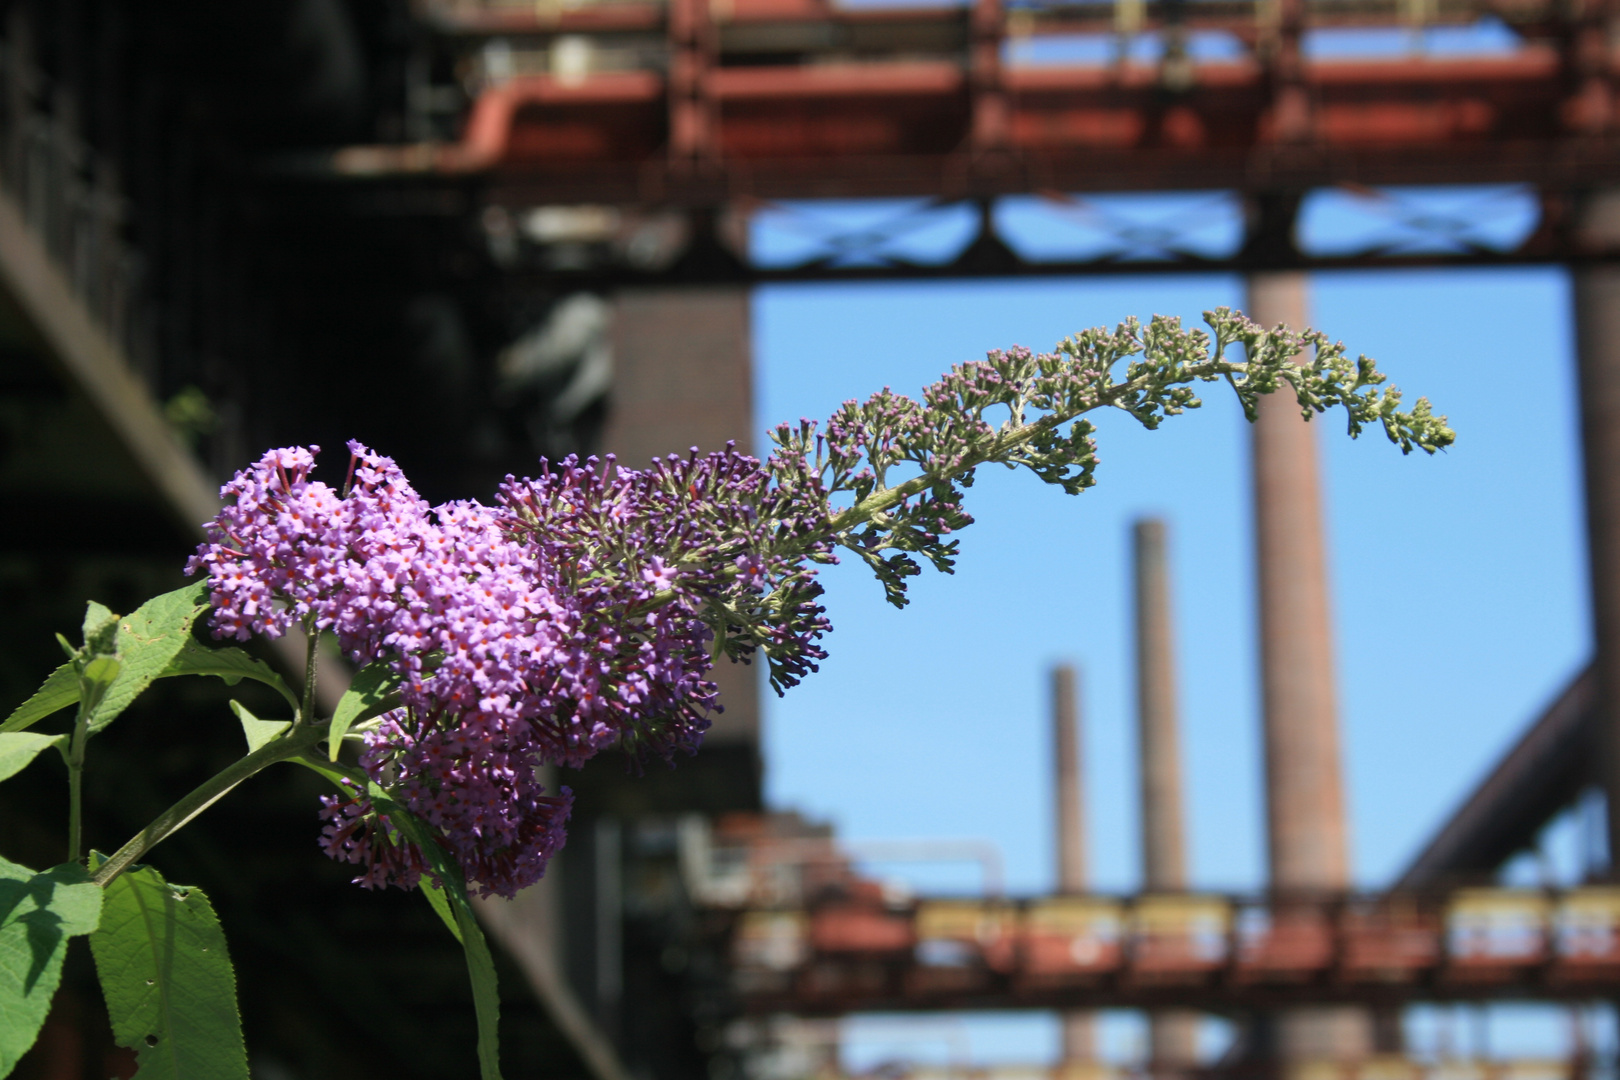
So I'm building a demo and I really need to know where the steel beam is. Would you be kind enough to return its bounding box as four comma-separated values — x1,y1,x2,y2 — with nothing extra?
728,884,1620,1017
330,49,1620,206
1395,666,1598,889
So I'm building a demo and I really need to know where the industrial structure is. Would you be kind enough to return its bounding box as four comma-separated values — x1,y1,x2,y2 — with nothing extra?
2,0,1620,1079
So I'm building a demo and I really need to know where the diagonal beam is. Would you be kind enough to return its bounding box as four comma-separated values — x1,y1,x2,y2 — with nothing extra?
1394,665,1598,890
0,186,219,534
0,182,350,714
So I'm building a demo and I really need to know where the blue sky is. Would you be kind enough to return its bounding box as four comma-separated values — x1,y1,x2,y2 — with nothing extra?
754,266,1586,895
747,264,1593,1066
725,11,1590,1067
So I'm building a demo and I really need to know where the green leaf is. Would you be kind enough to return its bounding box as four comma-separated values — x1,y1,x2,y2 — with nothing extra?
1,665,76,734
85,581,211,733
327,659,400,762
0,857,103,1078
3,586,303,738
164,640,300,714
288,754,348,787
227,701,289,754
9,583,215,738
0,733,66,785
88,862,248,1080
78,655,122,718
82,656,120,684
420,879,463,945
365,785,502,1080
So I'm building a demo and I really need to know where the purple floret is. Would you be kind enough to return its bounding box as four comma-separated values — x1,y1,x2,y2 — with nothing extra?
186,440,832,898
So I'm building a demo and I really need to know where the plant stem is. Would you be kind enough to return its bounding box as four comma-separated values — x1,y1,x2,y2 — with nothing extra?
91,723,326,888
824,354,1243,535
637,357,1250,617
66,704,88,863
300,623,319,726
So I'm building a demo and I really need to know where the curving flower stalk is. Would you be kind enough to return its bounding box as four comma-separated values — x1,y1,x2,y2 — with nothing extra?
182,307,1452,899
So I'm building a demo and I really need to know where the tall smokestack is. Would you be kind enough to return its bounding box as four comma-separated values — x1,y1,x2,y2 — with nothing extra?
1132,520,1199,1071
1052,664,1096,1063
1054,664,1086,893
1134,519,1187,890
1246,272,1369,1059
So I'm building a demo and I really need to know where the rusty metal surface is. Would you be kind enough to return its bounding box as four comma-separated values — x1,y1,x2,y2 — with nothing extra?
327,0,1620,214
723,885,1620,1014
424,0,1550,39
274,0,1620,287
336,65,1620,201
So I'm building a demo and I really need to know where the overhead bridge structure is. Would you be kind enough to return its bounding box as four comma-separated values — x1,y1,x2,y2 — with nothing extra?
323,0,1620,280
721,885,1620,1016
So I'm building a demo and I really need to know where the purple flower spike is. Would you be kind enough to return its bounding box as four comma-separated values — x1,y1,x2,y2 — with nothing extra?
186,442,768,898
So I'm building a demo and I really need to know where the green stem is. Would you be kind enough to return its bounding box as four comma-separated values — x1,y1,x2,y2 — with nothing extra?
299,624,319,726
66,705,88,863
825,354,1245,536
91,723,326,888
824,404,1060,534
618,346,1266,638
634,356,1250,620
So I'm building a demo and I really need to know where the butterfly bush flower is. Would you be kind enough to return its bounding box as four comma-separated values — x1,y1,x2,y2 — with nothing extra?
188,439,833,897
185,309,1455,899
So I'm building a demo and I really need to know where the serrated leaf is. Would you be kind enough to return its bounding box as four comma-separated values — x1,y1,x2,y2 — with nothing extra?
1,665,76,734
5,630,296,740
84,581,211,734
0,732,66,785
365,785,503,1080
3,582,216,738
0,857,103,1078
88,863,248,1080
163,640,300,714
327,660,400,761
227,702,290,754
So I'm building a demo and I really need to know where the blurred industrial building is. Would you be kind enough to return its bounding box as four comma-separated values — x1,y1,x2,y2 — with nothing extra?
4,1,1620,1079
